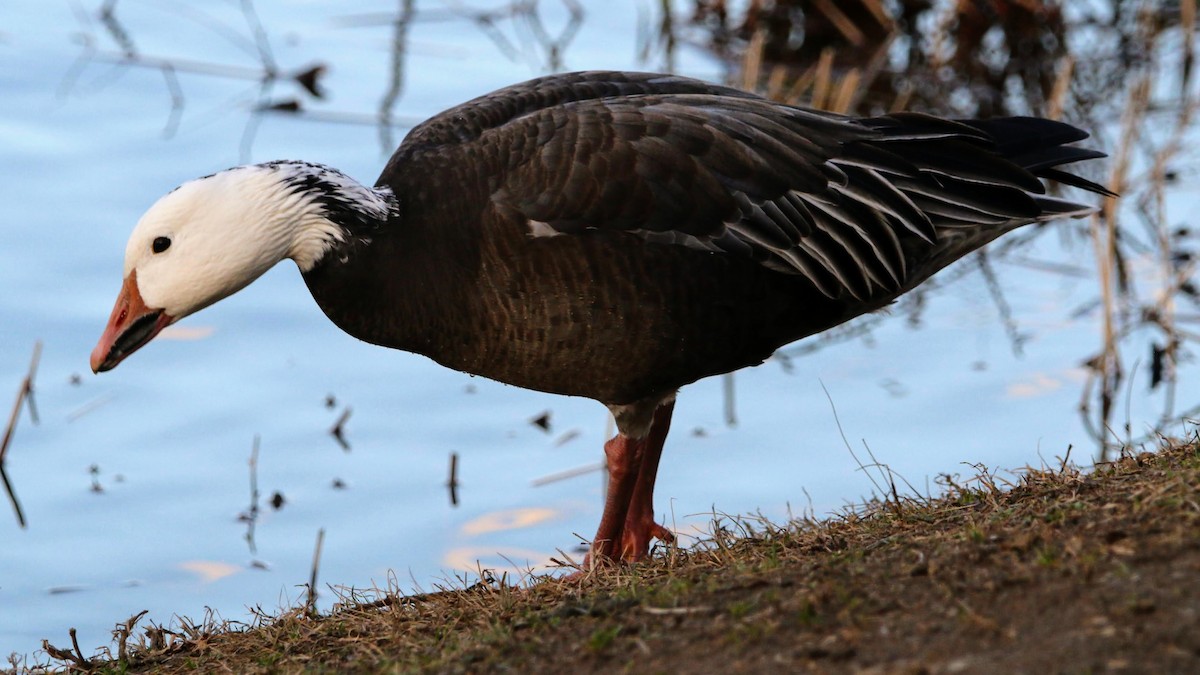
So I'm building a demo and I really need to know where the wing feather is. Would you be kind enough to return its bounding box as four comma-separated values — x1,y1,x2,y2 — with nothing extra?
387,72,1108,301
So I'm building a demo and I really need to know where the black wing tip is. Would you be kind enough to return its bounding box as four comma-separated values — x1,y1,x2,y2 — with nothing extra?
961,116,1091,147
1036,168,1118,198
962,117,1114,198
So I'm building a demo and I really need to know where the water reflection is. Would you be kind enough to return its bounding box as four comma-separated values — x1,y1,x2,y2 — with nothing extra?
1006,370,1074,399
178,560,241,583
445,507,564,576
460,507,559,536
442,546,556,576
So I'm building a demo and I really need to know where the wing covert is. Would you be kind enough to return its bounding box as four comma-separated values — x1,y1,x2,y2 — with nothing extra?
382,72,1103,302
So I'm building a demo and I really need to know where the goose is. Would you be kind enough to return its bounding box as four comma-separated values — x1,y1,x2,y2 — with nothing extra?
90,71,1109,566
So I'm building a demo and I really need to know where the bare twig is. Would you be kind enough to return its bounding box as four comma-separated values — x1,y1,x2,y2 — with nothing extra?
239,0,277,75
1,341,42,463
42,627,93,670
2,341,41,528
976,253,1025,357
99,0,135,56
114,609,149,664
378,0,416,153
722,373,737,428
531,461,604,487
160,64,184,138
244,435,261,555
66,393,116,422
307,528,326,615
330,407,352,451
740,28,765,91
1088,73,1149,459
811,0,865,46
1047,55,1074,120
820,379,886,500
0,469,24,529
87,51,267,81
811,47,835,110
447,451,459,506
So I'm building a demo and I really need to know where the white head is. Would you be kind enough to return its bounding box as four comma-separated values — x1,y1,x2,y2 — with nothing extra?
90,161,394,372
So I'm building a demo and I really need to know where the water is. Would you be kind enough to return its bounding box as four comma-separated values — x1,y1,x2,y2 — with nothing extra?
0,0,1194,663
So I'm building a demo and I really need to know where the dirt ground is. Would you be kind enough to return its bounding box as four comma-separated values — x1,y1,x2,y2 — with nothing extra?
24,442,1200,674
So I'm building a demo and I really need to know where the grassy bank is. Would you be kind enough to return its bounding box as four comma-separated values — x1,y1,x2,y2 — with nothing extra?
22,441,1200,673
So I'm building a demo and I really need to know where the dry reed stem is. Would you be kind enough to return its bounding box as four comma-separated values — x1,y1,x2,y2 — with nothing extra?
41,627,92,670
244,435,261,555
811,0,865,46
0,466,25,529
447,451,459,506
307,528,326,615
1184,0,1196,98
830,68,862,114
65,392,115,422
1047,55,1074,120
765,62,787,98
0,340,41,464
845,32,896,112
722,372,737,427
811,47,835,110
782,63,818,104
1088,72,1149,455
740,28,765,92
1141,10,1198,427
531,460,604,487
888,84,912,113
115,610,150,665
860,0,891,27
1,340,40,529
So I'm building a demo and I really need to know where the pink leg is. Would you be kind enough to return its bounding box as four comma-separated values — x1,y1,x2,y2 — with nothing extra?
620,400,676,561
587,432,644,564
584,400,676,568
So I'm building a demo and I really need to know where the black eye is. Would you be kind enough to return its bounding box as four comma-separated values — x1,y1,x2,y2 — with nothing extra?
152,237,171,254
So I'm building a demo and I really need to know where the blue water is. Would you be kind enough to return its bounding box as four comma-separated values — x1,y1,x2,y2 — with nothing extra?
0,0,1193,664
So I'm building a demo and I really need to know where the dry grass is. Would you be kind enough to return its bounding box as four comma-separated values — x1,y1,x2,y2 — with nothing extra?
17,440,1200,673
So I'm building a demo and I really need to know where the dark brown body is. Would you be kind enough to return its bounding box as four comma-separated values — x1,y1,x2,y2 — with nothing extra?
304,207,860,405
301,71,1106,408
